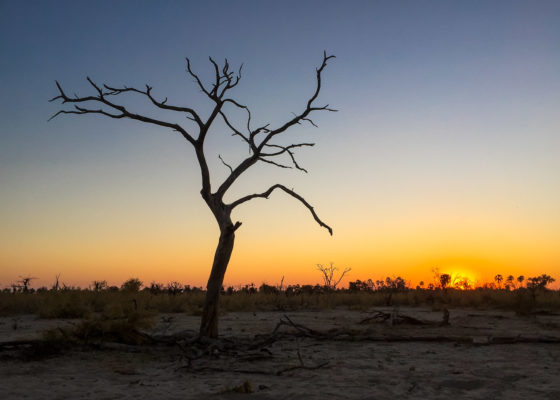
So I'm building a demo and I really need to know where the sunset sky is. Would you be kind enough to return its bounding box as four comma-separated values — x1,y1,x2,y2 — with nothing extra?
1,1,559,289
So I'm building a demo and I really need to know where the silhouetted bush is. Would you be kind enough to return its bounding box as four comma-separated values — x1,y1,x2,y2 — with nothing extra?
120,278,142,292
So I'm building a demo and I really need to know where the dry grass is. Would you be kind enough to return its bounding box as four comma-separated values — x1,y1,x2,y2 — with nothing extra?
1,285,559,318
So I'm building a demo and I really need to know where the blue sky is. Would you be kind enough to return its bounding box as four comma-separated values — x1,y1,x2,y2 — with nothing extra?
1,0,559,287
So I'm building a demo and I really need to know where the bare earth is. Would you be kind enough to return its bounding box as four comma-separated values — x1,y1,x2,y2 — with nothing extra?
1,308,559,399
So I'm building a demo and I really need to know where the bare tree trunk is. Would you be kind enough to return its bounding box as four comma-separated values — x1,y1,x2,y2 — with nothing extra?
199,223,236,338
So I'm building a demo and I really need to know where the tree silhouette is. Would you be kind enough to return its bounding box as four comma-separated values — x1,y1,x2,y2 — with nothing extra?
91,280,108,292
527,274,555,290
506,274,515,290
439,273,451,289
49,53,336,338
121,278,143,292
494,274,503,289
316,263,351,289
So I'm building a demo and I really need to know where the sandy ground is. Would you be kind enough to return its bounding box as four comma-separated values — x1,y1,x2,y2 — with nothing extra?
1,307,559,399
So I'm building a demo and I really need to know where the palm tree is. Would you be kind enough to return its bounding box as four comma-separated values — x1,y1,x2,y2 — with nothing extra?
506,275,515,290
494,274,503,289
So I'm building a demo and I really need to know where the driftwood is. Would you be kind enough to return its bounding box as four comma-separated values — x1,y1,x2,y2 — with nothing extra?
3,310,559,354
171,313,560,376
276,350,330,375
252,314,560,346
175,337,328,376
359,308,449,326
3,312,559,373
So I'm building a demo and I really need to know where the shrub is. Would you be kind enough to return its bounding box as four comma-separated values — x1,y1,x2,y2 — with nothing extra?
121,278,143,292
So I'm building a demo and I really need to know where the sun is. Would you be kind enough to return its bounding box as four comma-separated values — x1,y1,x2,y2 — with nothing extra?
443,268,478,290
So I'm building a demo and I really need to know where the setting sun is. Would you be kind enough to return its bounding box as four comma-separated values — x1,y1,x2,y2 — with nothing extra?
1,2,559,398
439,268,479,290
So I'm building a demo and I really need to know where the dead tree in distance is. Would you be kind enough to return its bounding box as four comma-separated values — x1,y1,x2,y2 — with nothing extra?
317,263,351,289
49,52,336,338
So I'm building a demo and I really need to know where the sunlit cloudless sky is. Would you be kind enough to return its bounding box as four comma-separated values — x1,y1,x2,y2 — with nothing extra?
1,0,559,289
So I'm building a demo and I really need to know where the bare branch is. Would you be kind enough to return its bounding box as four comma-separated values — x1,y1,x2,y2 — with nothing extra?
256,52,336,151
261,143,315,157
229,184,332,235
214,52,335,199
219,110,254,151
260,143,315,173
49,80,99,104
306,51,336,110
223,98,248,111
187,57,242,102
222,98,271,143
223,98,253,133
74,105,124,118
229,63,243,90
316,263,351,289
259,157,292,170
310,104,337,112
48,105,124,121
251,124,270,139
48,110,75,121
218,154,233,174
302,117,318,128
86,76,103,96
208,57,221,97
186,58,212,97
49,79,197,145
333,267,351,288
285,150,307,173
102,83,203,127
222,58,230,76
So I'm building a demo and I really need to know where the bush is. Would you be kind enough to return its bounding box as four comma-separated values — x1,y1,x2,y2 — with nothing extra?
121,278,143,292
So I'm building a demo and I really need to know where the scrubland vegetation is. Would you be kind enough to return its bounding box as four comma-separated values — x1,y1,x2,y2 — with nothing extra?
2,272,559,398
1,272,557,319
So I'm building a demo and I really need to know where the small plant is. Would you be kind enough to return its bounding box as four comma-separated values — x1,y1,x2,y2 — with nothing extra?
166,281,183,295
149,282,164,294
92,280,108,291
51,274,61,291
11,276,37,293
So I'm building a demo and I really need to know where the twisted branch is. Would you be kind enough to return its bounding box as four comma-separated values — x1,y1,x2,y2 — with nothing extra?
256,51,336,151
49,53,335,238
229,184,332,235
215,52,335,197
49,79,197,145
261,143,315,172
102,84,203,126
218,154,233,173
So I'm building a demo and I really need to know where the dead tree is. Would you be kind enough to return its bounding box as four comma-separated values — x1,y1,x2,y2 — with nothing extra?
49,52,336,338
316,262,351,289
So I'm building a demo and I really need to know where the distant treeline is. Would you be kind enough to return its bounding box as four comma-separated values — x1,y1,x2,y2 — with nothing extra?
1,273,558,318
3,273,556,295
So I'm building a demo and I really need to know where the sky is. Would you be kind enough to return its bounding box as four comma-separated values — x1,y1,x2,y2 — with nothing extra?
1,0,559,289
